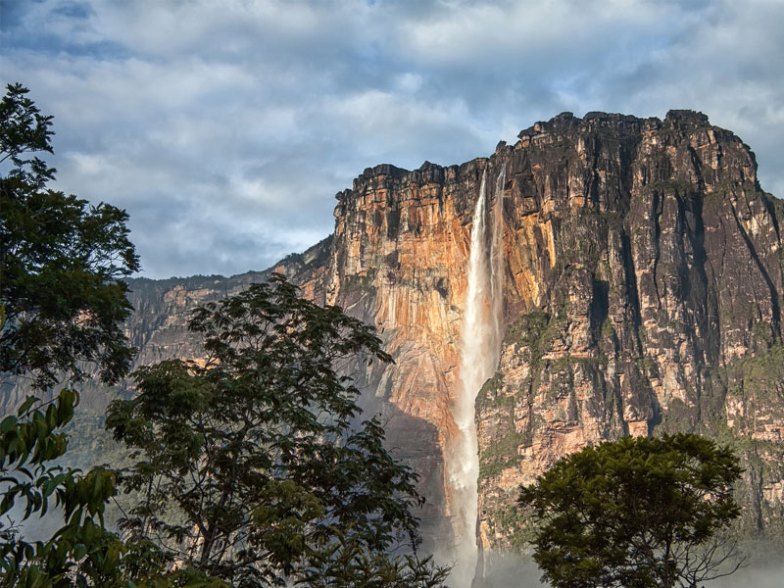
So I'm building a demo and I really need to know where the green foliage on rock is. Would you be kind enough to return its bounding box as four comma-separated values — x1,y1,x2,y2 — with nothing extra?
519,433,744,588
505,311,552,367
727,345,784,402
107,275,448,587
479,430,525,480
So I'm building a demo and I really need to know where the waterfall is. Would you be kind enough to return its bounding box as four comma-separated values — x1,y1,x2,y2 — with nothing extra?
448,165,505,586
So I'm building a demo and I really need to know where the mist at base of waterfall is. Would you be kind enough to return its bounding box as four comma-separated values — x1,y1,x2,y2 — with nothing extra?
464,547,784,588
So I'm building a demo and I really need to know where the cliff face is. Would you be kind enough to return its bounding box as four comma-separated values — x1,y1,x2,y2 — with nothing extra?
323,111,784,550
472,112,784,548
12,110,782,557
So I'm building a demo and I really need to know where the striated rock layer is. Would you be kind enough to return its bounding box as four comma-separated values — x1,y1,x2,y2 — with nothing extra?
9,110,783,564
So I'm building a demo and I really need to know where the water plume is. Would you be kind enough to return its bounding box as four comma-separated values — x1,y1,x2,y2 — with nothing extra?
448,165,505,586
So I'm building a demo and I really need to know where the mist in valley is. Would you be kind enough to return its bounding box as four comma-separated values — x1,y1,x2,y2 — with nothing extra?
471,548,784,588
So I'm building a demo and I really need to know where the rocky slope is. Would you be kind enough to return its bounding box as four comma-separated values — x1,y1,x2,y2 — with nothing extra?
8,110,783,563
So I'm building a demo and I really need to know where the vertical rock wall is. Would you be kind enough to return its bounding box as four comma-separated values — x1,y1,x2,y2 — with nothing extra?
321,111,784,552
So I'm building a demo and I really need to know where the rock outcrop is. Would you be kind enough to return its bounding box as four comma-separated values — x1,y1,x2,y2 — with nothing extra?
8,110,783,562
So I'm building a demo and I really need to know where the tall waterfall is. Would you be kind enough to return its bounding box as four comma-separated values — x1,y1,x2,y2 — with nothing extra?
448,166,505,586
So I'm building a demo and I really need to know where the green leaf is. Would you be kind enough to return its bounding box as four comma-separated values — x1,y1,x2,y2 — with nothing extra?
1,414,17,433
17,396,39,417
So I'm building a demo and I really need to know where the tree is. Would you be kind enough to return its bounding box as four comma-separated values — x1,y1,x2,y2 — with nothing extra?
518,434,745,588
1,83,143,585
106,275,448,587
1,82,139,389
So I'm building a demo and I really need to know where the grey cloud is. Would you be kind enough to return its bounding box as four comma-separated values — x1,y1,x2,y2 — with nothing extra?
581,0,784,193
2,0,783,278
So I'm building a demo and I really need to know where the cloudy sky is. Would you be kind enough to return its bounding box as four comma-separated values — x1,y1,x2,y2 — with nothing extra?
2,0,784,278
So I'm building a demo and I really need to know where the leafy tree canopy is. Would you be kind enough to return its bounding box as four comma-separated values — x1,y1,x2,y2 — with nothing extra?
519,433,744,588
1,82,139,390
1,83,142,586
107,275,448,587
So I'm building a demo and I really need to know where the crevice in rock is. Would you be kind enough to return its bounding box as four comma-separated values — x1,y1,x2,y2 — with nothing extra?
729,195,782,340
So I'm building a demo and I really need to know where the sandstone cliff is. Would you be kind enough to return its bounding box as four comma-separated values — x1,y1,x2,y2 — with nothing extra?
8,111,782,562
322,111,784,553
